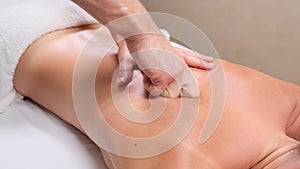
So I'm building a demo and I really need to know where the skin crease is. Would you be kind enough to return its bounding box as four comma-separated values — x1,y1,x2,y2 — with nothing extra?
14,24,300,169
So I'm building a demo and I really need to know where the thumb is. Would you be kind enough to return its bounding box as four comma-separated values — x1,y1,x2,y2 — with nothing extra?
117,40,136,86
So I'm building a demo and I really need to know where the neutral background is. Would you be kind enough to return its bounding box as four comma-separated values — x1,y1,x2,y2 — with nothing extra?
141,0,300,85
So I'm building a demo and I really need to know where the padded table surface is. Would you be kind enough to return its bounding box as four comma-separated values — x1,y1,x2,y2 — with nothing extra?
0,99,107,169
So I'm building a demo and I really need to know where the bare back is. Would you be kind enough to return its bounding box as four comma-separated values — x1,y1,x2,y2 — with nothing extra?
14,24,300,169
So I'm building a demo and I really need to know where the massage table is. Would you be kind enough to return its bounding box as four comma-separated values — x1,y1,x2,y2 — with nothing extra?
0,99,108,169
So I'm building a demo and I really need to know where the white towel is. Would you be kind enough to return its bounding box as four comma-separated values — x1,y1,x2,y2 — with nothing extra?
0,0,98,112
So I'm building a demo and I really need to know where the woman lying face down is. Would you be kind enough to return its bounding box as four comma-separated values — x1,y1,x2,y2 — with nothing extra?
14,24,300,169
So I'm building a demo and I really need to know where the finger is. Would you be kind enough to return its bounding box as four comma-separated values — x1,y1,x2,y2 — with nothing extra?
117,40,136,86
170,41,215,69
143,75,164,97
176,47,215,70
200,55,215,62
143,68,183,98
150,86,164,97
118,58,135,86
142,68,175,88
117,40,128,63
162,81,181,98
180,82,200,98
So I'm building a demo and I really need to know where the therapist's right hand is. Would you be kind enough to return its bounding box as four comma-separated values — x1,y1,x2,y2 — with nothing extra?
122,33,200,98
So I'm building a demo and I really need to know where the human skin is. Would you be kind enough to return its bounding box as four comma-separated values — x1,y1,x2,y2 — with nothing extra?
14,24,300,169
71,0,205,97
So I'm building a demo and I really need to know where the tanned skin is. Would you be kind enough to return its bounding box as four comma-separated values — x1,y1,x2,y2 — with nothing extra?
14,24,300,169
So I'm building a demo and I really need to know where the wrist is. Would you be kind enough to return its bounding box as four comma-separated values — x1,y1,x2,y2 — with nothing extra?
125,33,167,53
107,12,161,41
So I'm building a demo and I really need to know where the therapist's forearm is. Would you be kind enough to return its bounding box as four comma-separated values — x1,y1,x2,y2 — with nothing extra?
71,0,160,35
72,0,146,23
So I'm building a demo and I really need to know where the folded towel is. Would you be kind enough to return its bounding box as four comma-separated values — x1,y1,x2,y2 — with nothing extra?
0,0,98,112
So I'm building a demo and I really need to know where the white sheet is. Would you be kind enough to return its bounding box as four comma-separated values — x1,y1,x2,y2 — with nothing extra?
0,99,108,169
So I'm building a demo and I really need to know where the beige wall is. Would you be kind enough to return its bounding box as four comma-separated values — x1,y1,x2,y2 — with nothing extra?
141,0,300,85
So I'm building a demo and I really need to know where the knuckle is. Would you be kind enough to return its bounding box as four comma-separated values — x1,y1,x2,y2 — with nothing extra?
119,61,134,71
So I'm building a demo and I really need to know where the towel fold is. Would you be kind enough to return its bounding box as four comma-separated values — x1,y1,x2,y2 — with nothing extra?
0,0,98,112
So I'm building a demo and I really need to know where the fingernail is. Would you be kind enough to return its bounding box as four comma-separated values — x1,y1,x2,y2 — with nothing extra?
203,55,214,62
119,75,125,82
118,75,126,86
205,62,216,69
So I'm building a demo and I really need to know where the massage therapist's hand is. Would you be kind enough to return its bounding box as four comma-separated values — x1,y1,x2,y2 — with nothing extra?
116,34,215,88
117,33,215,97
116,33,215,87
70,0,214,97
